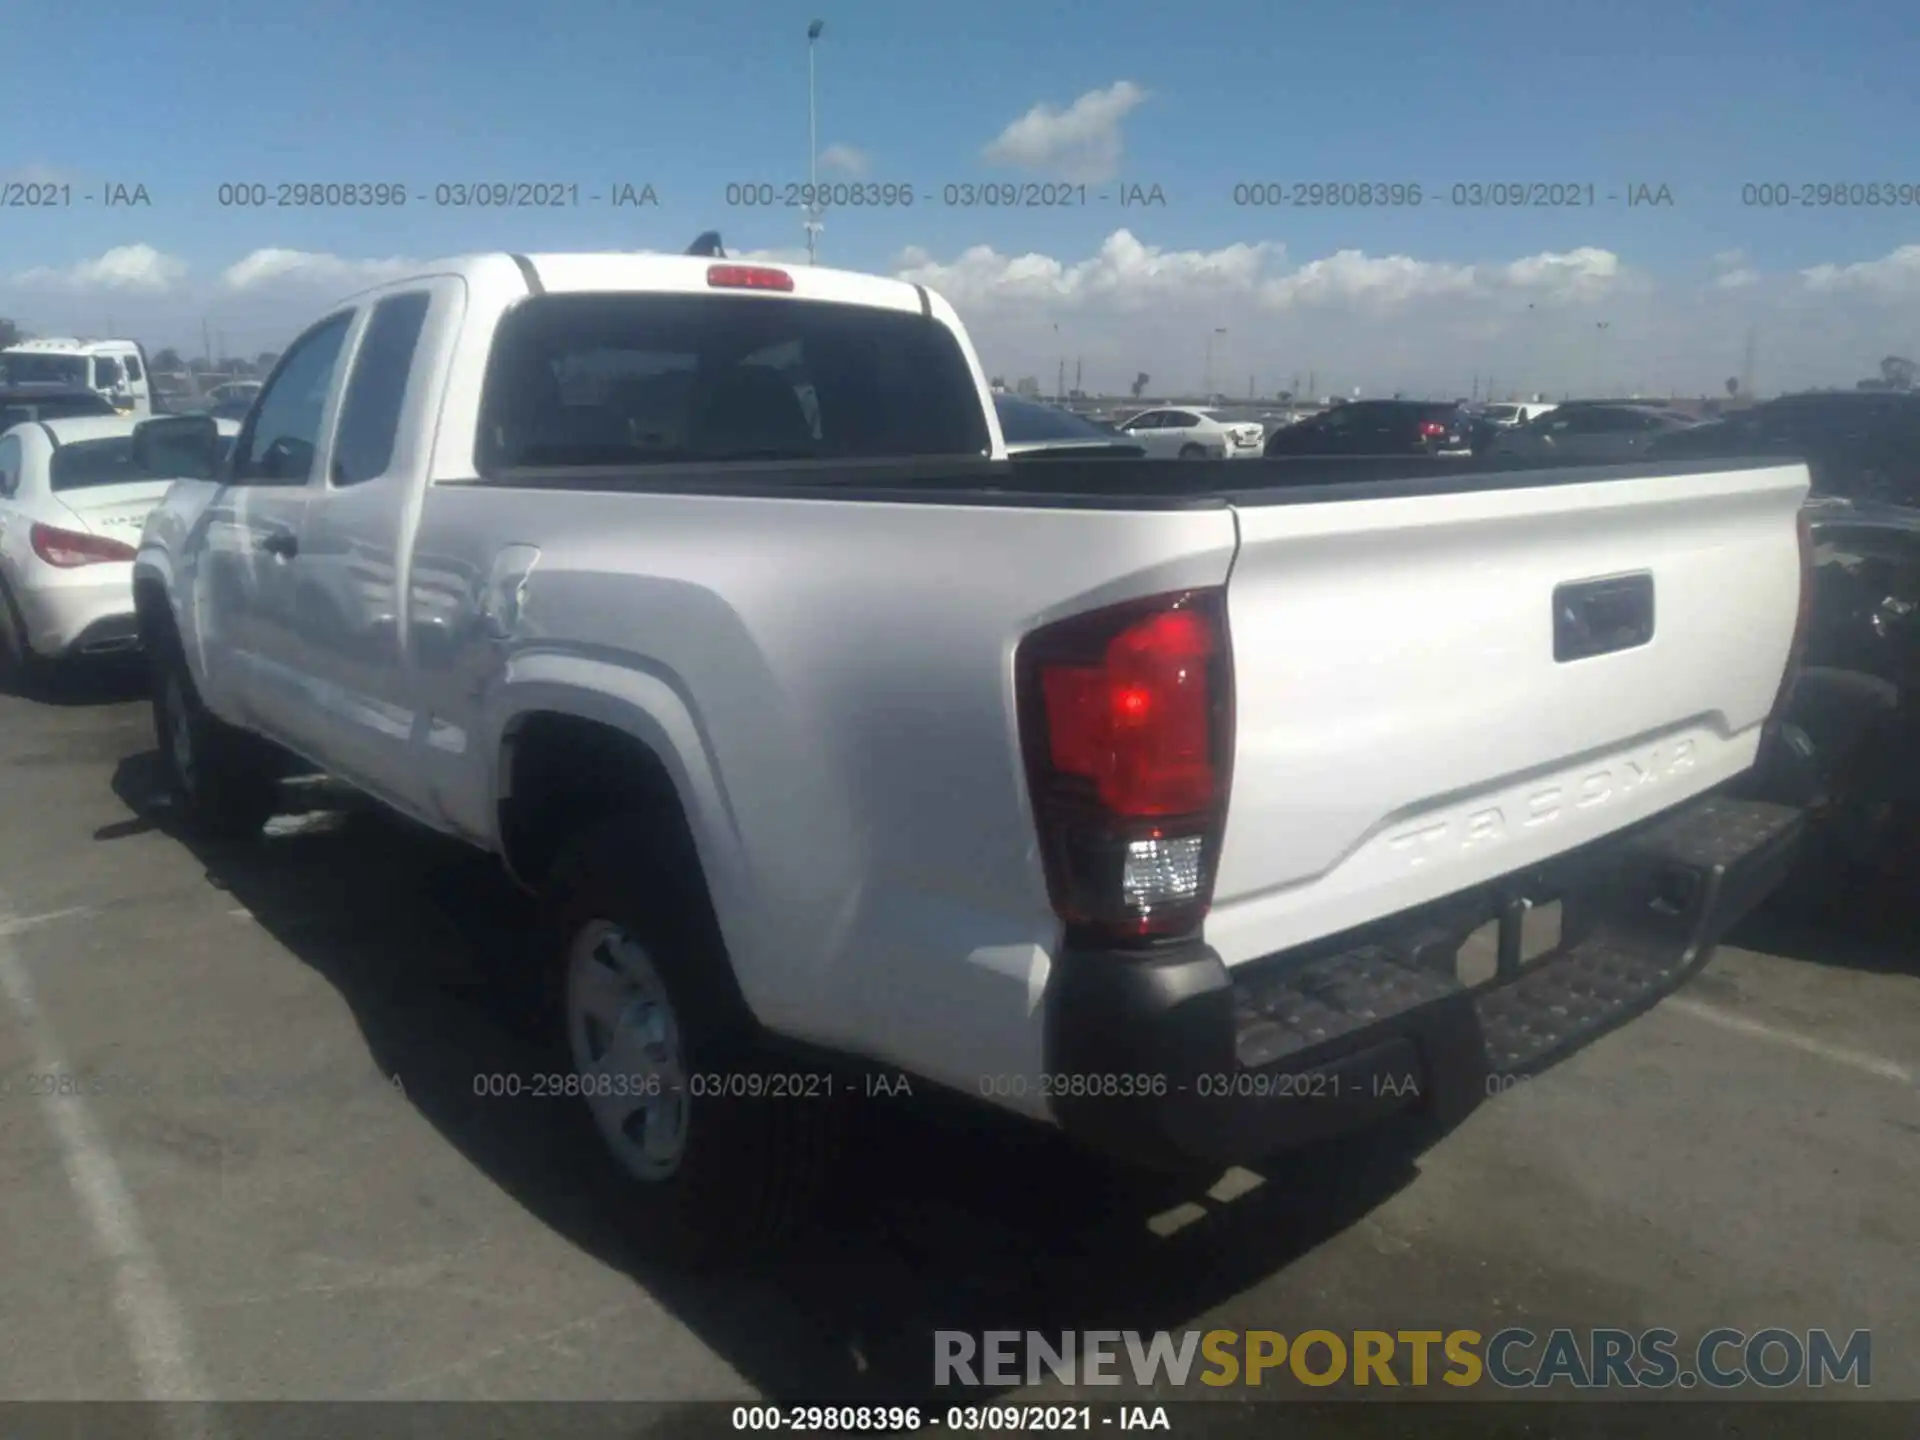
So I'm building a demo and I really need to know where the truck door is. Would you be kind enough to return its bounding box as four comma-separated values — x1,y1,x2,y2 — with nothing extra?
289,281,457,818
199,308,355,749
119,347,153,416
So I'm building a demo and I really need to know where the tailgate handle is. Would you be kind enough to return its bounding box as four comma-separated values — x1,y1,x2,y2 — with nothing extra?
1553,571,1654,662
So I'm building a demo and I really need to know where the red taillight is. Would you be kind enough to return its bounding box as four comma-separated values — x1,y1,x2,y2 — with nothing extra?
1770,507,1817,720
30,523,136,568
1018,589,1234,944
1418,421,1447,438
707,264,794,292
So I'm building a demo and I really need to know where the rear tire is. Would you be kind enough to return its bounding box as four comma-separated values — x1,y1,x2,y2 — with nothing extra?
1178,444,1206,459
150,635,279,841
541,815,837,1267
0,583,48,696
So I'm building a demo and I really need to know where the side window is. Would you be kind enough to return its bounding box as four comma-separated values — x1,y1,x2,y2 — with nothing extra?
124,354,144,382
1165,411,1199,429
1124,411,1161,430
94,356,124,389
233,312,353,485
331,292,431,486
0,435,20,496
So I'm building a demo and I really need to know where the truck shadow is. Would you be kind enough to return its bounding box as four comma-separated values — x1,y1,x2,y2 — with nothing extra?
1731,886,1920,975
102,751,1434,1406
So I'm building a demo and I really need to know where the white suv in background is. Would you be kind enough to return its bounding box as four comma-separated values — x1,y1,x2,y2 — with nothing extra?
1117,405,1265,459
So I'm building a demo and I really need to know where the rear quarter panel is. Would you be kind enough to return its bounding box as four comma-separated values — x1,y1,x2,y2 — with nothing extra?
405,486,1235,1111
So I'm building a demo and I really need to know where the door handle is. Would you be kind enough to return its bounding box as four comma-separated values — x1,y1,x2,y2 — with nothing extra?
259,531,298,559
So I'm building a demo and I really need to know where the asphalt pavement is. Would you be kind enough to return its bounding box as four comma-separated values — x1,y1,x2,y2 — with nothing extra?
0,663,1913,1433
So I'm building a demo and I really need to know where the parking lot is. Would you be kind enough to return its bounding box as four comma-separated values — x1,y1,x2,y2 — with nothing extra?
0,666,1914,1427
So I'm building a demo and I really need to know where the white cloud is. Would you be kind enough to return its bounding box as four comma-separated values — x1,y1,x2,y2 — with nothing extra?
1712,248,1748,269
1801,244,1920,296
897,229,1281,312
982,81,1148,184
818,144,869,177
895,234,1920,396
896,230,1621,315
1,236,1915,397
220,248,422,293
1258,250,1479,308
1498,246,1622,298
12,244,188,294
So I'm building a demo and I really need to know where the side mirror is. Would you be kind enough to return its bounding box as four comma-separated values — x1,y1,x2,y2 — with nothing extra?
132,413,220,481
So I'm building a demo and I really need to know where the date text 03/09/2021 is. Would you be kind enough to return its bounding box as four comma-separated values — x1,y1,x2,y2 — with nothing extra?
467,1069,914,1101
209,181,660,208
730,1404,1169,1432
721,182,1169,209
974,1070,1424,1103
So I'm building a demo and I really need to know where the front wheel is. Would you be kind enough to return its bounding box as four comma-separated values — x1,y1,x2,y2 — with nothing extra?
542,816,839,1265
151,643,279,840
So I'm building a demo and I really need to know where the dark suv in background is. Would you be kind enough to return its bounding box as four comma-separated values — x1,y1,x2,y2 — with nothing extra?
1649,391,1920,505
1652,391,1920,892
1263,399,1471,457
1487,402,1700,463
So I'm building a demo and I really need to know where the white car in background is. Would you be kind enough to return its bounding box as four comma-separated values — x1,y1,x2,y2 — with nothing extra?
0,413,237,681
1116,405,1265,459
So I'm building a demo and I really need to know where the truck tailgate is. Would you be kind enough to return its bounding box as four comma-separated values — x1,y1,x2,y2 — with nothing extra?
1205,461,1809,967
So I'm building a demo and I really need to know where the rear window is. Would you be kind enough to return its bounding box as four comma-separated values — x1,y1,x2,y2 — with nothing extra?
995,396,1117,443
48,432,233,490
1483,405,1520,422
0,354,88,387
474,292,991,471
49,437,145,492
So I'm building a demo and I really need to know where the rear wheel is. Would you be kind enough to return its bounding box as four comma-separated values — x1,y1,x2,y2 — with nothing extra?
150,638,279,841
1178,443,1206,459
0,583,47,694
542,815,838,1266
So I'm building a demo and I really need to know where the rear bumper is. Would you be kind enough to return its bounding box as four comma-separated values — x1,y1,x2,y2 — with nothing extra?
1044,792,1803,1170
16,563,142,658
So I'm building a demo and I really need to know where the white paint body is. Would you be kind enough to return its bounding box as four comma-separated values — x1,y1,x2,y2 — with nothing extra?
134,251,1810,1123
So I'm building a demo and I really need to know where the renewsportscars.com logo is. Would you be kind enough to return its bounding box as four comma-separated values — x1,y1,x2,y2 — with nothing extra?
934,1328,1872,1391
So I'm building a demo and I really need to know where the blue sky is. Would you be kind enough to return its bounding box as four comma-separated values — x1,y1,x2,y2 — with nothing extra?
4,0,1917,393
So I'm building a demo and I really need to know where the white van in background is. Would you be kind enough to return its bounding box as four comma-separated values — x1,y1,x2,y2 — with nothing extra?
1479,401,1559,428
0,339,154,416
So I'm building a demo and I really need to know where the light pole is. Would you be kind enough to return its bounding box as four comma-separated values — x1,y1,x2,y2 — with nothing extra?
1204,327,1226,399
805,20,824,266
1592,320,1610,396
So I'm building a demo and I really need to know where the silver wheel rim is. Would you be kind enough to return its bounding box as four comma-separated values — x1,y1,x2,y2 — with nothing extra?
565,920,690,1180
164,676,196,795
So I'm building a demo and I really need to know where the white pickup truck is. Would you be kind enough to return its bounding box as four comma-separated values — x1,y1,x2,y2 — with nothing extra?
133,246,1810,1262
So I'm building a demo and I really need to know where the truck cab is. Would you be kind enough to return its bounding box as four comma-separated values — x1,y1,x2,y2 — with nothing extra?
0,338,154,417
